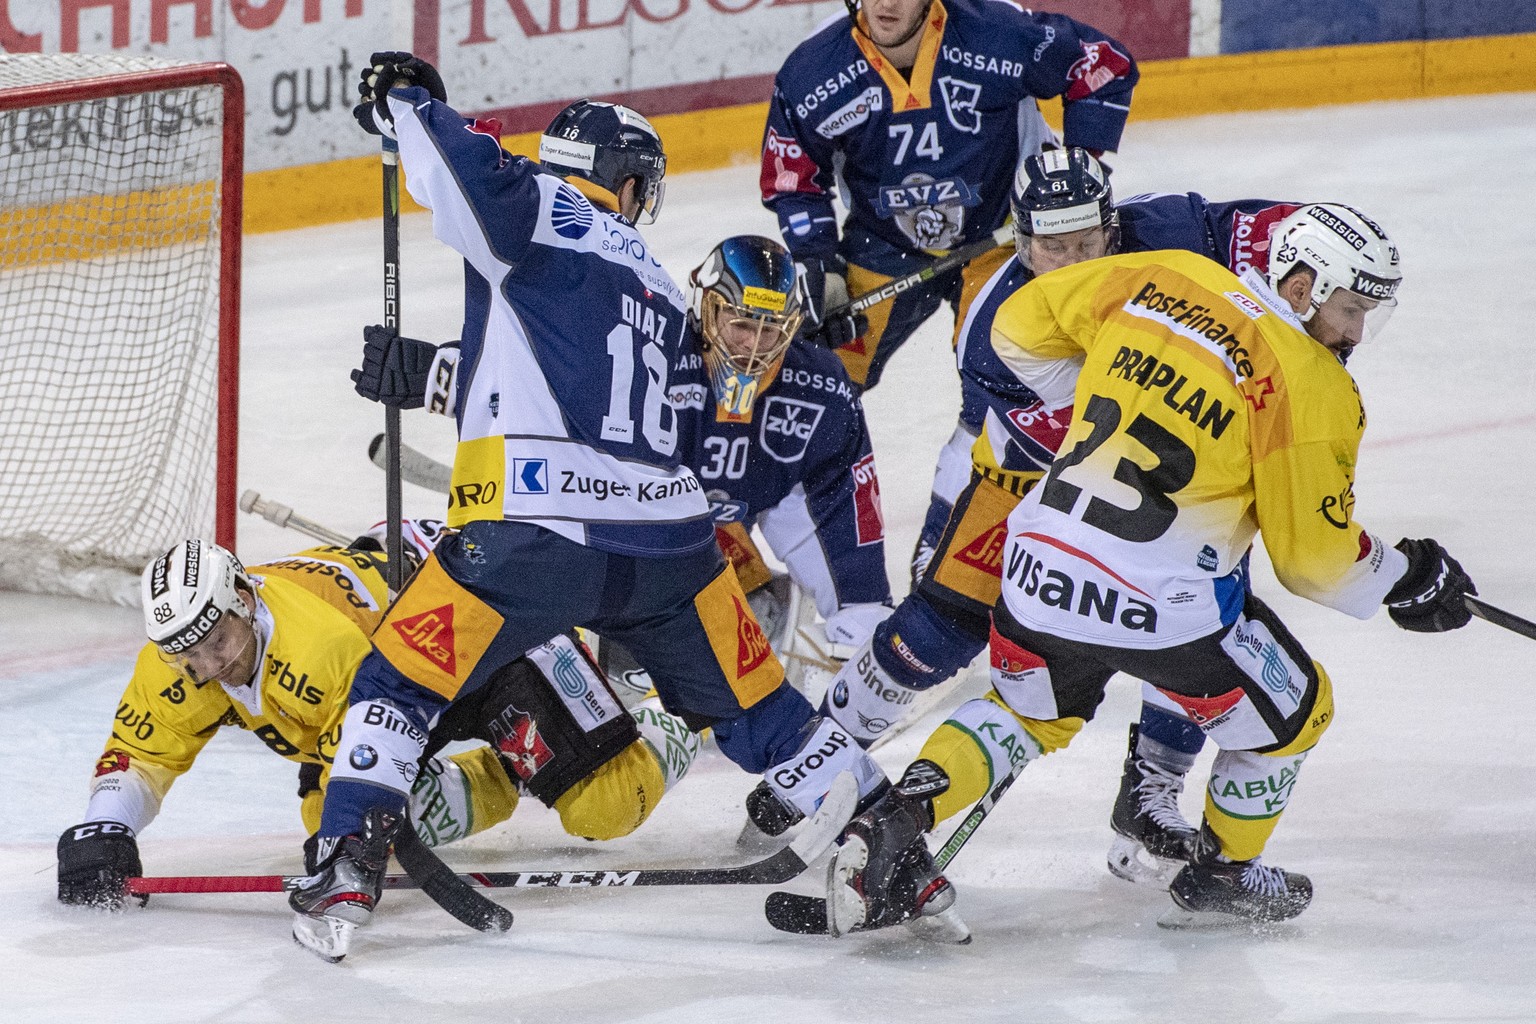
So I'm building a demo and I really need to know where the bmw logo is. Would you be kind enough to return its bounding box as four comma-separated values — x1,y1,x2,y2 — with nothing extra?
349,744,378,770
831,680,849,708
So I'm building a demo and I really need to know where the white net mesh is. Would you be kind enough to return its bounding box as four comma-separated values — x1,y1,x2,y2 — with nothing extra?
0,55,237,605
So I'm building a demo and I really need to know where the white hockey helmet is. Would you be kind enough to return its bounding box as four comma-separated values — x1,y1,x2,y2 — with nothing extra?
1267,203,1401,338
141,539,253,655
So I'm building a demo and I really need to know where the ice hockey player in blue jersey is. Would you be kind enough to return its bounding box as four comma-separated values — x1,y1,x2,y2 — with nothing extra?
761,0,1138,390
680,235,894,661
293,53,893,961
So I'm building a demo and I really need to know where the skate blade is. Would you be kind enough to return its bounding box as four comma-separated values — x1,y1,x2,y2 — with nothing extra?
1107,835,1184,886
904,905,972,945
825,835,870,938
292,913,355,962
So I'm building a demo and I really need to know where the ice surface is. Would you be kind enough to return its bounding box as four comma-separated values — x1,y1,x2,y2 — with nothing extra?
4,93,1534,1023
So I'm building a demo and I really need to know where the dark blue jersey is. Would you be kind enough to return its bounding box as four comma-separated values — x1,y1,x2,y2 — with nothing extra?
390,87,714,557
958,192,1304,474
675,343,891,617
761,0,1137,275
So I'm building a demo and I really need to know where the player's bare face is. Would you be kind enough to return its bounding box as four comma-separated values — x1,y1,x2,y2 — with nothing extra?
711,306,791,365
864,0,931,52
1030,226,1110,274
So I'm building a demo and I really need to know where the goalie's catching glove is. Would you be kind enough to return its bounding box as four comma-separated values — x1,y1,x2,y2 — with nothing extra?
1384,537,1476,633
352,51,448,137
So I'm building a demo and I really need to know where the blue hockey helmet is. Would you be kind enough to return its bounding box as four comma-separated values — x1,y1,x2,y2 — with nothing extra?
1011,146,1117,238
538,99,667,224
688,236,804,419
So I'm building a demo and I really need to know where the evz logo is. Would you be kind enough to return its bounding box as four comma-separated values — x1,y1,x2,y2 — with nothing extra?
936,77,982,134
760,396,824,462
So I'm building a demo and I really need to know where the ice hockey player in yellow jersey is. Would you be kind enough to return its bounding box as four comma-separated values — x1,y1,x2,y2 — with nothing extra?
56,526,699,909
828,205,1479,933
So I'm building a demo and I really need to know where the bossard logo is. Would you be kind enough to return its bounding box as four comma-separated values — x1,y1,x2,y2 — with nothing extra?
392,604,457,676
954,520,1008,576
513,458,548,494
733,595,771,676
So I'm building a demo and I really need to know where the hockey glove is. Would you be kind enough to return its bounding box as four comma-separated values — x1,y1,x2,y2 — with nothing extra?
353,51,448,136
1384,537,1477,633
352,324,438,409
57,821,142,909
795,256,867,349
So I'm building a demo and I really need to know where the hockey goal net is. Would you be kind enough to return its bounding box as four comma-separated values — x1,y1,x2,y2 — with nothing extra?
0,55,242,605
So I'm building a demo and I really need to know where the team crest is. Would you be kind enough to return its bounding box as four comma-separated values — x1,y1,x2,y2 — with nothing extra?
497,713,554,783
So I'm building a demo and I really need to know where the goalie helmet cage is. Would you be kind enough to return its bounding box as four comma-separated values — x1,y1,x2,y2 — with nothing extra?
0,55,242,605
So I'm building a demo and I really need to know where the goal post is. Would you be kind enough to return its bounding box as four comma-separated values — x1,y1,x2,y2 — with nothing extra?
0,55,243,605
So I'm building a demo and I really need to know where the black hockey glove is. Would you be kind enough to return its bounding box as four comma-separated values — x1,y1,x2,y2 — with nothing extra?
352,51,448,136
1384,537,1477,633
57,821,142,909
352,324,437,409
794,256,867,350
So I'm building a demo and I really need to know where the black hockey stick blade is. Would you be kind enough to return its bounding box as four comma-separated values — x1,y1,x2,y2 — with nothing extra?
1464,594,1536,641
369,433,453,494
392,825,514,933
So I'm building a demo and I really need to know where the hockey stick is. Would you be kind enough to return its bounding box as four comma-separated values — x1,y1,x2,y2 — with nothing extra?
838,224,1014,317
128,772,857,897
238,490,354,548
391,820,513,932
370,432,452,494
1465,594,1536,641
764,756,1028,934
380,136,405,594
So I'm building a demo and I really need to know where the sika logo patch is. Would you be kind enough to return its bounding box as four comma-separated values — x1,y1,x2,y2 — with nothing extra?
392,604,458,676
954,520,1008,576
734,594,771,676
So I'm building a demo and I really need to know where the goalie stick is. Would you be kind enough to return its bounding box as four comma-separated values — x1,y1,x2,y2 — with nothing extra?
129,772,857,897
763,756,1027,936
370,432,453,494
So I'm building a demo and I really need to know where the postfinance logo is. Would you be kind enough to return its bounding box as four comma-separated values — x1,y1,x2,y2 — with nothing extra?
392,604,458,676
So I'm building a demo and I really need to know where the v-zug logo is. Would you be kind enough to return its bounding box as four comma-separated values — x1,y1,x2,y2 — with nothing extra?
760,396,825,462
550,184,593,240
513,458,548,494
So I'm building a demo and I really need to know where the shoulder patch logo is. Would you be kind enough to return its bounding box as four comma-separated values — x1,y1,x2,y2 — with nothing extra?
551,184,593,240
392,604,458,676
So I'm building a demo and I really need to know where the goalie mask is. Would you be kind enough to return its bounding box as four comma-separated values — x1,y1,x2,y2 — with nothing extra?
1011,147,1118,273
142,540,257,685
688,236,804,420
1268,203,1400,346
539,99,667,225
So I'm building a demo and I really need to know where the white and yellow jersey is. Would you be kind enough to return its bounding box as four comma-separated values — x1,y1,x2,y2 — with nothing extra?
991,250,1408,649
83,547,389,833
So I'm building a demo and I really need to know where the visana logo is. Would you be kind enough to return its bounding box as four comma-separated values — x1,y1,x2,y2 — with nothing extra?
1004,544,1158,632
